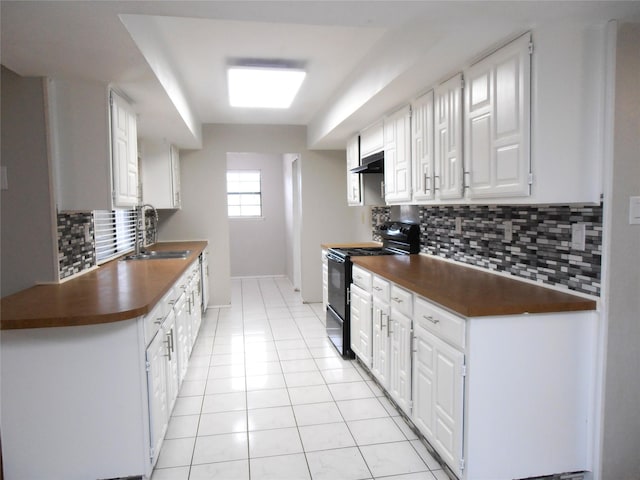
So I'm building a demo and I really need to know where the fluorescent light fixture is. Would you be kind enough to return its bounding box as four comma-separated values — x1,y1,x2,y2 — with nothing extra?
228,66,306,109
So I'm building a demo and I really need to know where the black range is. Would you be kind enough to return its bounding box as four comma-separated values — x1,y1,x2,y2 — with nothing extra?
325,222,421,358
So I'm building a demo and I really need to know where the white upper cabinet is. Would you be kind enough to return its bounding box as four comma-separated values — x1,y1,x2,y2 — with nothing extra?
434,74,464,200
346,135,362,206
384,105,412,204
110,91,139,207
142,140,182,209
464,33,531,199
411,90,435,202
47,78,138,211
359,121,384,160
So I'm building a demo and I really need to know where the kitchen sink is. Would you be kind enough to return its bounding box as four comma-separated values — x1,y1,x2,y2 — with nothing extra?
123,250,191,261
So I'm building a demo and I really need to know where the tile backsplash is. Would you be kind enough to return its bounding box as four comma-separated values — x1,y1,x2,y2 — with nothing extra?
372,204,602,297
57,212,96,280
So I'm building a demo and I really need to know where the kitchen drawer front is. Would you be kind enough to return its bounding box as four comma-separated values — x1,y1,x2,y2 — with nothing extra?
144,302,165,346
352,265,373,292
414,295,466,350
390,284,413,317
372,275,390,302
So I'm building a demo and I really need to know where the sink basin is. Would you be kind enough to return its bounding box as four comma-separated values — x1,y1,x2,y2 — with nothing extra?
123,250,191,261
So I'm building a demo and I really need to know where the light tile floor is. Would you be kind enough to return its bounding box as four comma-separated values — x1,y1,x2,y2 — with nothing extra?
151,277,449,480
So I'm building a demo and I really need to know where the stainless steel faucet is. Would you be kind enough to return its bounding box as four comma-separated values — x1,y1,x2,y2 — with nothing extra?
135,204,158,254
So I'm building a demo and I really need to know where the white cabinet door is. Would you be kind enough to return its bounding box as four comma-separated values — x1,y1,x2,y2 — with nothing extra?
173,292,190,385
163,310,180,413
200,249,210,312
413,324,465,476
388,309,412,415
346,135,363,206
170,145,182,208
371,297,390,388
110,91,139,207
412,322,436,441
384,105,412,204
322,250,329,312
188,271,202,343
360,121,384,159
146,327,169,464
350,284,372,366
465,33,531,199
434,74,464,200
412,90,436,202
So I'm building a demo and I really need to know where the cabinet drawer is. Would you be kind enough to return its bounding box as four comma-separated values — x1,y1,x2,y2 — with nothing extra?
144,302,165,346
390,284,412,317
414,296,466,350
352,265,372,292
372,275,390,302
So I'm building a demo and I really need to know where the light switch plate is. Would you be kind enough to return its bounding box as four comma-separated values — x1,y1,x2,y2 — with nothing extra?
629,196,640,225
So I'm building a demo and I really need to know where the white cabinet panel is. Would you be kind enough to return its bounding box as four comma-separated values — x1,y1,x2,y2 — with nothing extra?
388,309,412,415
465,33,531,199
371,297,390,388
412,323,465,477
360,121,384,159
384,106,412,204
47,78,138,211
141,140,182,209
411,90,435,202
346,135,363,206
111,91,139,207
350,283,373,367
434,74,464,200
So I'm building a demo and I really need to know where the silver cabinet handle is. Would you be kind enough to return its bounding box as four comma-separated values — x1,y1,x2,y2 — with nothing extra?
373,286,382,292
423,315,440,325
165,333,172,361
392,296,403,303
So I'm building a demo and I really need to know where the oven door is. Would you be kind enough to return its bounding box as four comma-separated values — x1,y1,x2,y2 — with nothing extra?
326,251,350,321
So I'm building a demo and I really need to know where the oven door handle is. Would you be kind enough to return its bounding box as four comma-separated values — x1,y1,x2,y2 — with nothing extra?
327,252,345,263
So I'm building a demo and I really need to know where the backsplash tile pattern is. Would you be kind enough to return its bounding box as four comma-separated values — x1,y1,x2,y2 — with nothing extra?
372,204,602,297
57,212,96,280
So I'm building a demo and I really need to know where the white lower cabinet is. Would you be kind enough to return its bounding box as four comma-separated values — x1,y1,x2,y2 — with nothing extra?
146,308,178,466
145,257,203,468
371,296,390,387
352,264,596,480
412,320,465,475
350,283,373,366
388,308,412,415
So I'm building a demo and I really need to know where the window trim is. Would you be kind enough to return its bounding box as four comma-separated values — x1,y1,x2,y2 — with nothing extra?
226,169,263,218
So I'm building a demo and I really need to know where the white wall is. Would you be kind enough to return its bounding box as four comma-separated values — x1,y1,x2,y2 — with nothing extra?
601,22,640,480
227,152,287,277
1,67,57,296
158,124,368,306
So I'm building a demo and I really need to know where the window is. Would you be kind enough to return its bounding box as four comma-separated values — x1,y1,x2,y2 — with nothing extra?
227,170,262,217
94,209,136,264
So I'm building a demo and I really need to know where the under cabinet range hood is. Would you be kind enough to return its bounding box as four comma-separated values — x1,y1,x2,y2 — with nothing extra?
351,151,384,174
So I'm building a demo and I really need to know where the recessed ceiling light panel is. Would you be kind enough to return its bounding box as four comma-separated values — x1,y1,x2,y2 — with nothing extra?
227,65,306,109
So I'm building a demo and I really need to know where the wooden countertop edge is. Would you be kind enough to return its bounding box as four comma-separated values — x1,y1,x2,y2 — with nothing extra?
352,255,597,317
1,241,208,330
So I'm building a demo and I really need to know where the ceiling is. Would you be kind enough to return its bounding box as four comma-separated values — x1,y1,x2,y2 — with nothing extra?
2,1,639,150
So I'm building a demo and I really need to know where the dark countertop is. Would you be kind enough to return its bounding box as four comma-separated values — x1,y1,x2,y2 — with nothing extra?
1,241,207,330
351,254,596,317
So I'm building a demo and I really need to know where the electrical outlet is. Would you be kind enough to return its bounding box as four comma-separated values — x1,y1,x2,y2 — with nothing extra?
455,217,462,234
571,223,586,250
84,224,92,243
504,220,513,242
